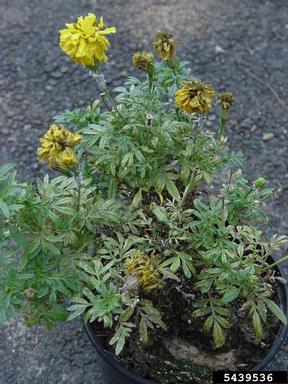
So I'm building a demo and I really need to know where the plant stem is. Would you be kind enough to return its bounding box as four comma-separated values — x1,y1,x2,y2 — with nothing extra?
180,170,195,208
243,187,254,199
76,180,81,213
89,69,125,121
167,56,180,87
221,196,226,227
219,109,228,140
262,254,288,271
148,69,154,94
208,292,216,316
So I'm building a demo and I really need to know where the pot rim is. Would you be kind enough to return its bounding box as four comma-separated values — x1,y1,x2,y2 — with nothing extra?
83,256,288,382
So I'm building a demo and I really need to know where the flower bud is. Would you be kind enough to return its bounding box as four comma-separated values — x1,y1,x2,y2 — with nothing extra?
254,177,266,188
218,92,235,110
24,288,36,300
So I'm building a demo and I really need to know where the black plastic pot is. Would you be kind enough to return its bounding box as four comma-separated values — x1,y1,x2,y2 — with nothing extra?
83,256,288,384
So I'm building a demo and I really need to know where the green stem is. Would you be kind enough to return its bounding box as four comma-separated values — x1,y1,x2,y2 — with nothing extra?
262,254,288,271
180,170,195,208
148,76,153,94
76,180,81,213
219,109,228,140
221,196,226,227
167,56,180,87
208,293,216,316
243,187,254,199
90,68,125,121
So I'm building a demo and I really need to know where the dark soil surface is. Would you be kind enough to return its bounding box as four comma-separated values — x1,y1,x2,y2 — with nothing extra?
0,0,287,383
92,282,282,383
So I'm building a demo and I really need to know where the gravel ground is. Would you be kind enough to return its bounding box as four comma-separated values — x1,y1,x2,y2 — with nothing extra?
0,0,288,382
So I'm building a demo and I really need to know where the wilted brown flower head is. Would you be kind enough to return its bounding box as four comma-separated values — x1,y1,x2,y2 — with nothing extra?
153,30,176,61
175,80,216,114
133,51,154,73
124,251,161,291
219,92,235,110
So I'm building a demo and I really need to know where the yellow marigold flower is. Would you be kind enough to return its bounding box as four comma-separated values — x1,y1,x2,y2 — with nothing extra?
124,251,162,291
218,91,235,110
153,30,176,61
175,80,216,114
133,51,154,73
59,13,116,67
37,124,81,170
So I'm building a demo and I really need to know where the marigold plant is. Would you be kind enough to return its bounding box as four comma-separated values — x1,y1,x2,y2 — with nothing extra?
1,12,287,374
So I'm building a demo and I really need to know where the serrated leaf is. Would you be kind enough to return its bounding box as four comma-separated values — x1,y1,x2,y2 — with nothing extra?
257,302,267,323
78,261,95,275
203,316,213,332
115,334,125,356
265,299,287,325
46,242,61,256
0,200,10,218
152,206,169,223
170,256,181,273
165,178,180,201
48,311,67,321
252,311,263,338
132,189,142,208
9,226,28,248
67,304,89,320
121,307,134,322
213,321,225,348
139,317,148,344
220,288,240,304
160,268,180,281
216,316,232,329
18,254,29,272
192,307,211,318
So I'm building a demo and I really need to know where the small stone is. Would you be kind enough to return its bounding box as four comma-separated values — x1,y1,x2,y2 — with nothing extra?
60,66,69,73
45,85,53,91
250,124,257,132
215,45,225,54
7,110,14,118
120,69,128,77
24,124,32,131
208,114,216,121
50,70,63,79
262,132,274,141
48,79,58,86
240,118,252,130
1,128,10,135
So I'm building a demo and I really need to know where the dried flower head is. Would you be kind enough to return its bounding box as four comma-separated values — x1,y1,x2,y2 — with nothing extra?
175,80,216,114
219,91,235,110
59,13,116,67
133,51,154,73
153,30,176,61
124,251,161,291
37,124,81,170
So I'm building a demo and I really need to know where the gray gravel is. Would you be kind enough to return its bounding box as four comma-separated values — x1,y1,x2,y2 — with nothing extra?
0,0,287,382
